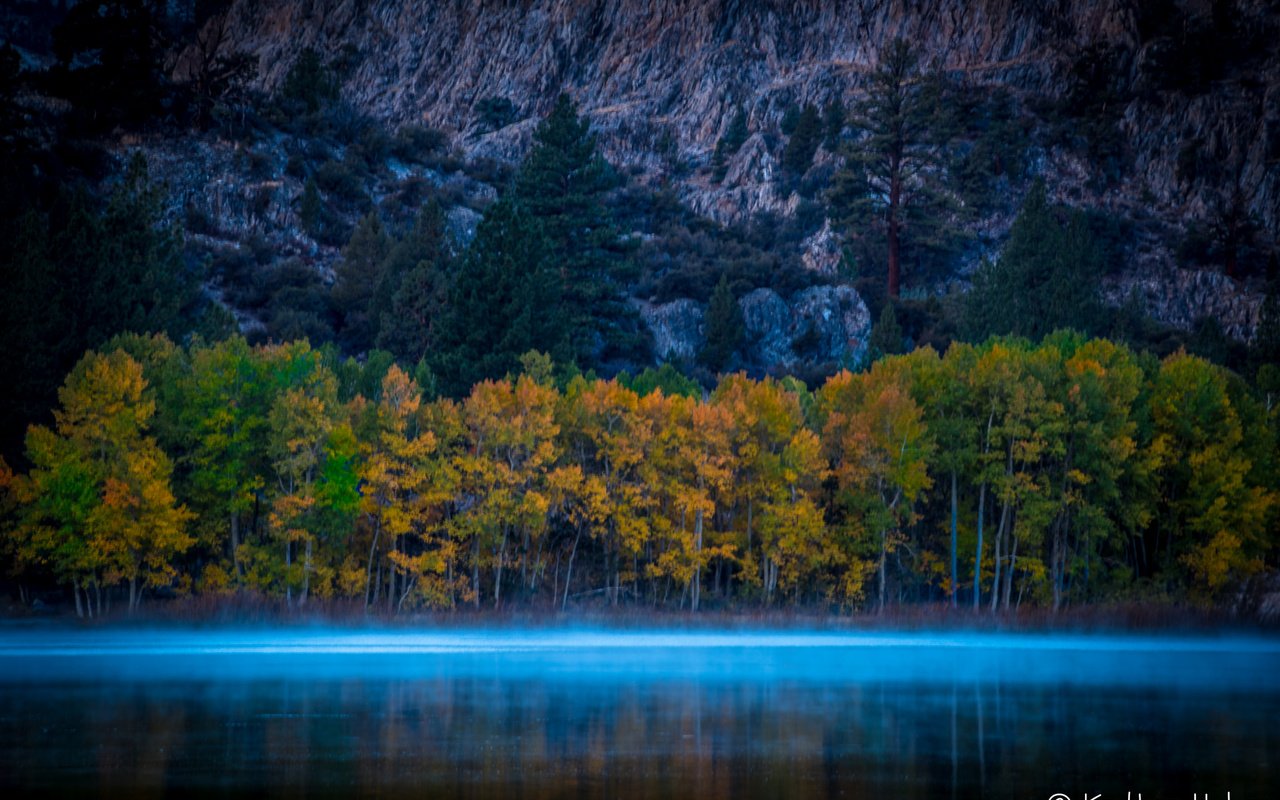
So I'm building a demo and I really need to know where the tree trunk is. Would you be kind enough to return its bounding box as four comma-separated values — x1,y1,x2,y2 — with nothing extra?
72,579,83,619
388,535,399,612
284,538,292,607
364,516,381,611
990,500,1008,614
230,512,242,579
692,509,703,612
1003,525,1017,610
562,526,582,611
129,574,139,614
973,481,986,610
972,411,995,610
950,470,958,609
887,168,902,297
471,536,480,609
878,526,888,614
521,529,529,594
301,537,312,606
1051,515,1064,612
494,527,508,608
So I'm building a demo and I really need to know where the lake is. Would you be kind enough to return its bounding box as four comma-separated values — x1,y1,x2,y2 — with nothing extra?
1,628,1277,798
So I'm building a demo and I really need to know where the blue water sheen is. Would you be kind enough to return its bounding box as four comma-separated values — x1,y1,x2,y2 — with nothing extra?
1,628,1277,797
1,628,1277,686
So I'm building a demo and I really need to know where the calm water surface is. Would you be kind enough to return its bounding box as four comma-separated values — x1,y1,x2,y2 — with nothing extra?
0,628,1277,798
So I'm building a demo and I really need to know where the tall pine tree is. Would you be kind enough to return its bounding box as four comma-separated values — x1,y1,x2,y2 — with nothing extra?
827,39,958,298
377,201,453,364
430,198,568,396
332,212,392,353
699,274,744,372
963,181,1104,340
512,94,647,367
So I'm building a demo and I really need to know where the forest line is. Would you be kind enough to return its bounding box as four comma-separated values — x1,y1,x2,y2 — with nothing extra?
0,330,1275,616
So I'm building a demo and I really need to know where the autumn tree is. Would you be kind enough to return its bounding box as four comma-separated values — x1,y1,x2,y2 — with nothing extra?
457,376,560,607
557,377,654,607
714,374,827,604
1147,352,1273,596
16,350,192,614
820,362,933,610
665,396,734,611
358,365,457,611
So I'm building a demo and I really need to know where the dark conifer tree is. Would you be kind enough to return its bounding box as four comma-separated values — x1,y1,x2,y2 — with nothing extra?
963,181,1104,341
827,38,958,298
823,98,846,151
867,302,906,359
0,154,200,460
332,212,391,353
377,202,453,363
513,93,646,367
783,103,823,175
300,178,323,238
699,274,744,373
430,198,568,396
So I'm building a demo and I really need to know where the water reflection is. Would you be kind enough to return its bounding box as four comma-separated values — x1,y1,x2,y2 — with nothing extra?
3,675,1277,797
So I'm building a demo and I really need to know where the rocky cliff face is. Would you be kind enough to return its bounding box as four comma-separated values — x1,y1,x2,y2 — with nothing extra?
641,284,871,371
189,0,1278,342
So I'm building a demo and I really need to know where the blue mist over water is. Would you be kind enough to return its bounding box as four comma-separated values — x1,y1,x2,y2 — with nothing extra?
1,627,1278,686
2,628,1278,797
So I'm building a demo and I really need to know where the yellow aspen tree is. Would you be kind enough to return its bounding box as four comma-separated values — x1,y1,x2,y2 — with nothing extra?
820,363,933,611
459,376,559,608
668,395,734,611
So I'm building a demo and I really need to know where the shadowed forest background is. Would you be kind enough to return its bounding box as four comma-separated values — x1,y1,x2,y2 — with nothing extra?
0,0,1277,617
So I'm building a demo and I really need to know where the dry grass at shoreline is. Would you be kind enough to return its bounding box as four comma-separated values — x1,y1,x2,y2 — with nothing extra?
1,591,1270,634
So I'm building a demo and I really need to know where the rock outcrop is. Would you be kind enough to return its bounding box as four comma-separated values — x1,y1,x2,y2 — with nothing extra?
640,298,704,363
642,284,871,372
